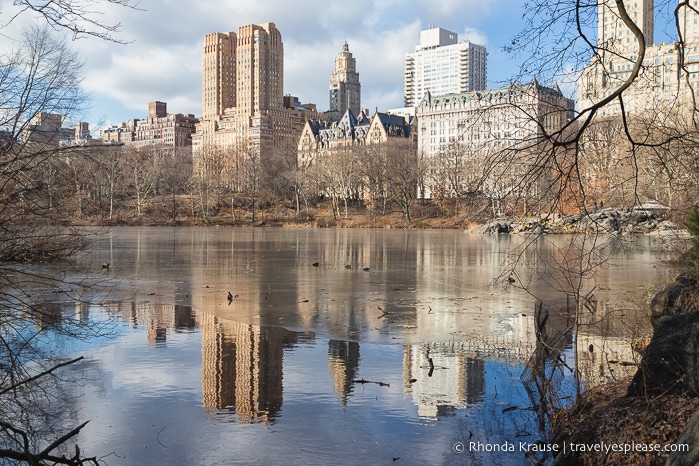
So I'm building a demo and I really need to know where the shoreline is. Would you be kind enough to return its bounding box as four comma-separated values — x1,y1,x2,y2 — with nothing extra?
72,205,684,237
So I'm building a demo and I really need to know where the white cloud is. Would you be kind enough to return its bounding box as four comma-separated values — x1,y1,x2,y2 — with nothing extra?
81,43,202,116
0,0,527,125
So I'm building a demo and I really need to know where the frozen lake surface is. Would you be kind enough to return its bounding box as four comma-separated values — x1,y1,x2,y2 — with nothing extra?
46,227,673,465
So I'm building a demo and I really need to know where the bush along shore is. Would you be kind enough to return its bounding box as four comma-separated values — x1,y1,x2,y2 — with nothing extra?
478,207,681,236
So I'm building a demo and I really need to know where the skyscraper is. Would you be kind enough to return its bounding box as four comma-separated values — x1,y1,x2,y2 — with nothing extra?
579,0,699,117
328,41,361,122
403,27,487,107
193,23,318,167
597,0,654,55
201,31,236,121
235,23,284,115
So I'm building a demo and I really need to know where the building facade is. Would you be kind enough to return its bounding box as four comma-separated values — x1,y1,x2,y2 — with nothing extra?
404,27,487,107
193,23,319,165
100,101,198,148
416,79,574,198
417,78,573,159
297,108,415,164
328,42,361,122
579,0,699,118
22,112,93,146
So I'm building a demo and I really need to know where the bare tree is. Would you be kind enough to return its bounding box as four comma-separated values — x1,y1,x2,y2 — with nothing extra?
125,147,156,220
4,0,140,42
192,144,225,221
384,140,422,225
155,146,192,223
358,143,388,218
0,26,88,261
0,0,136,461
93,144,129,220
498,0,699,217
476,2,699,425
241,143,263,222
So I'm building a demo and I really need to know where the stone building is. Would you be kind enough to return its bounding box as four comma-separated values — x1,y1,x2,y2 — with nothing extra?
417,78,573,159
192,23,321,168
416,78,574,198
100,120,138,144
579,0,699,118
297,108,415,164
328,41,361,122
100,101,198,148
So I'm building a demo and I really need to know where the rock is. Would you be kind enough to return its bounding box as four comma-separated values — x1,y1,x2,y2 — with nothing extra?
666,410,699,466
628,310,699,397
479,208,678,236
478,220,511,234
650,275,699,324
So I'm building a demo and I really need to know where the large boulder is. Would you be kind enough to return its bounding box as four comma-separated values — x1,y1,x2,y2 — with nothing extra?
650,275,699,324
666,410,699,466
628,310,699,397
478,220,511,234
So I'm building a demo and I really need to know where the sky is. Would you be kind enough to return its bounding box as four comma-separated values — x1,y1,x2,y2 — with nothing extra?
1,0,537,132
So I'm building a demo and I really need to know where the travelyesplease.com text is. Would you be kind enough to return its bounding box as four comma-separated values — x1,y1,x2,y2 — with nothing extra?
452,441,689,455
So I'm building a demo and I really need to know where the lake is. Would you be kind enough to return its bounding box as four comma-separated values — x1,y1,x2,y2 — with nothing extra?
44,227,675,465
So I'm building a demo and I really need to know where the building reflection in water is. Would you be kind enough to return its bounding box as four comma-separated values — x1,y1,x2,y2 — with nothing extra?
101,300,539,422
200,312,298,424
403,344,486,417
102,301,196,346
328,340,360,405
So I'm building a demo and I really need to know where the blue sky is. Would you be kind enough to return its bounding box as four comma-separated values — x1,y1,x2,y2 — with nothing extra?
0,0,682,133
2,0,531,131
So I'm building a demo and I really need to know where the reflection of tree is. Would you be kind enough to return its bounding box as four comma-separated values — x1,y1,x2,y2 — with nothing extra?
521,303,576,435
0,301,115,465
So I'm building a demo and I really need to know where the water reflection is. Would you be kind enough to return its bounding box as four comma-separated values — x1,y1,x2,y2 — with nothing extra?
328,340,360,405
55,227,676,464
403,345,485,417
200,314,299,424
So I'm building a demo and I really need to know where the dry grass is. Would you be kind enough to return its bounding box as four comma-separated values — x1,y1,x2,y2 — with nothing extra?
553,377,699,465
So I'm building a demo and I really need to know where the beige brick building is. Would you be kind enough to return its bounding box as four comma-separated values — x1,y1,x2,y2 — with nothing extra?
193,23,320,168
328,42,361,122
100,101,198,148
579,0,699,118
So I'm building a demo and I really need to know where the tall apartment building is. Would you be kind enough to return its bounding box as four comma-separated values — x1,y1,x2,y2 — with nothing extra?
202,31,236,121
328,41,361,122
597,0,654,55
579,0,699,118
404,27,487,107
193,23,317,163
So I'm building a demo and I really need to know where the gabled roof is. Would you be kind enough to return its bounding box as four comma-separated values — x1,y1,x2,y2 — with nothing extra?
374,112,411,137
337,108,357,128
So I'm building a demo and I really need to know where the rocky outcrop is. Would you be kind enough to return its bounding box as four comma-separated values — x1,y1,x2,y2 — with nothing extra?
627,276,699,397
477,219,512,234
650,275,699,324
478,208,679,235
667,410,699,466
628,310,699,398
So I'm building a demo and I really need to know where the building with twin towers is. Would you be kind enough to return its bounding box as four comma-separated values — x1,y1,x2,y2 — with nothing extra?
579,0,699,118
